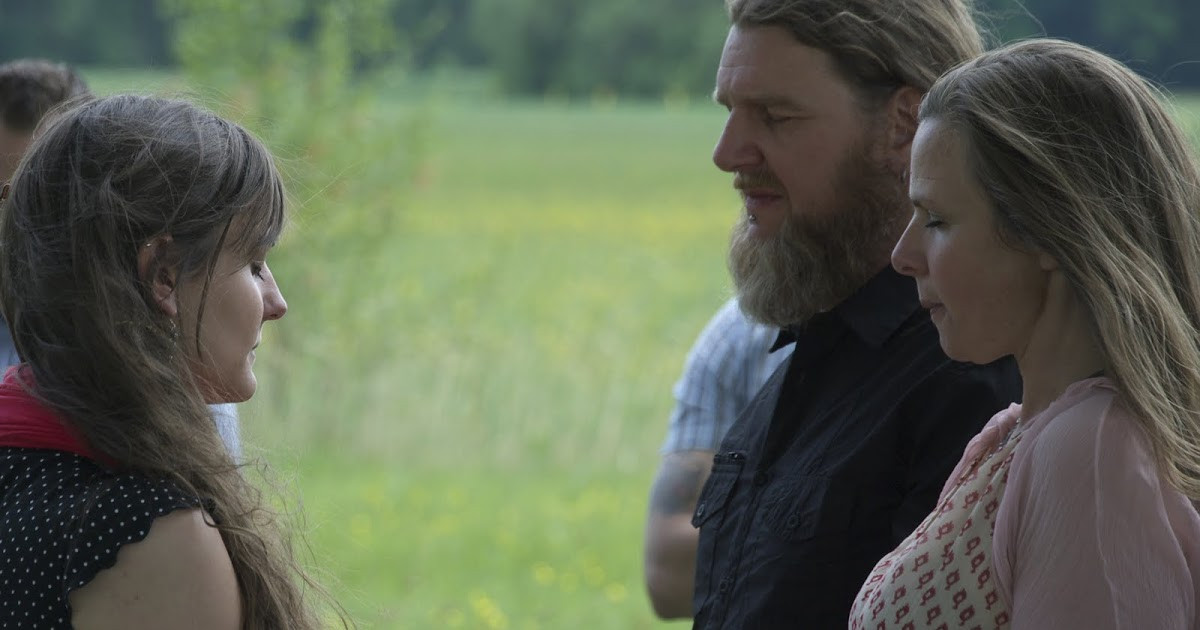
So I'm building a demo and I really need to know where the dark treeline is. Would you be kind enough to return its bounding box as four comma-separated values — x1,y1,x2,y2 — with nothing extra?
2,0,1199,96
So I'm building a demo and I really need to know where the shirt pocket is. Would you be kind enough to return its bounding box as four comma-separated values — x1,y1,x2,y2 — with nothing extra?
762,475,856,542
691,451,745,530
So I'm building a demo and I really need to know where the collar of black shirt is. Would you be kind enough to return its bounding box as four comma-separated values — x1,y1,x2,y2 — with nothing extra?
770,266,921,354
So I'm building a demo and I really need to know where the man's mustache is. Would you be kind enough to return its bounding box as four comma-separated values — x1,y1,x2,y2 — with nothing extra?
734,170,783,192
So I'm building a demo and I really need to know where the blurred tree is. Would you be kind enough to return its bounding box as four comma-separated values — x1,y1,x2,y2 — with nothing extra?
977,0,1200,86
469,0,728,100
0,0,171,65
389,0,485,69
469,0,580,96
159,0,425,432
2,0,1199,95
562,0,727,100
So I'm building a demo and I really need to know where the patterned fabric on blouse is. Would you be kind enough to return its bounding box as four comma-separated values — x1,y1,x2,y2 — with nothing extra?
853,377,1200,630
0,448,201,629
851,403,1022,630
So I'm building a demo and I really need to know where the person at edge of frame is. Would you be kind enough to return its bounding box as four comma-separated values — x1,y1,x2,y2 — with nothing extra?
643,296,790,618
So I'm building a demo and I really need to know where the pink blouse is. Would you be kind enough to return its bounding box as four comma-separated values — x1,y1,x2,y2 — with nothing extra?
852,377,1200,629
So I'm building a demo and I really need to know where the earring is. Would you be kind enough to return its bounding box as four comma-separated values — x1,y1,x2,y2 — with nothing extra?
169,320,180,341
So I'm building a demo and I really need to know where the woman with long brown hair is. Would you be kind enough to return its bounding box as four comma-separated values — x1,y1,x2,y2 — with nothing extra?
0,94,328,628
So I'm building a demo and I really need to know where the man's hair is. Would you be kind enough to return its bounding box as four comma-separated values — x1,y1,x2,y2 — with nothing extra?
0,59,90,131
726,0,984,106
922,39,1200,497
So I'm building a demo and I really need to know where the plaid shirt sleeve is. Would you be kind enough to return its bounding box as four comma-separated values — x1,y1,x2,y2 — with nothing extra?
660,298,792,453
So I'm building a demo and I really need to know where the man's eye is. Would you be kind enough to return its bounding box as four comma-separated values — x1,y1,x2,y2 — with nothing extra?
763,112,791,126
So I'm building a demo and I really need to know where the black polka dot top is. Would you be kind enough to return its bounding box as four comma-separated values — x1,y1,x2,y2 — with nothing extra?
0,447,201,628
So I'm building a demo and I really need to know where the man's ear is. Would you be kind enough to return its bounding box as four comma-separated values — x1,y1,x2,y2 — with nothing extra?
882,85,923,178
137,235,179,317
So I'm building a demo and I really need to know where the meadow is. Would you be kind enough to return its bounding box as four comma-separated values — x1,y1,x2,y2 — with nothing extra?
253,94,744,628
88,70,1200,628
176,78,737,628
260,95,737,628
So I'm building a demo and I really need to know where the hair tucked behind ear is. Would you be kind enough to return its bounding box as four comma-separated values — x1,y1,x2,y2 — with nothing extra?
921,39,1200,497
1,95,337,628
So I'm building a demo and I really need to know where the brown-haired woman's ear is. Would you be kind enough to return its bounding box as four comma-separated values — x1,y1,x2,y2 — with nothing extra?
137,234,179,317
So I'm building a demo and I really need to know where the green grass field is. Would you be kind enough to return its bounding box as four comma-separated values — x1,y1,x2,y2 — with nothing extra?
89,69,1200,628
240,94,740,628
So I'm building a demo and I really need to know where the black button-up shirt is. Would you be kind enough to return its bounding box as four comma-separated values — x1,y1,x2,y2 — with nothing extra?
692,267,1021,629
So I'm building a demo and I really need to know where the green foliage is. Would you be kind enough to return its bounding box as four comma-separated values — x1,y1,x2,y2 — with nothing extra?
238,93,740,627
388,0,483,68
7,0,1200,95
976,0,1200,85
470,0,728,100
159,0,426,436
0,0,170,66
242,95,736,467
564,0,728,101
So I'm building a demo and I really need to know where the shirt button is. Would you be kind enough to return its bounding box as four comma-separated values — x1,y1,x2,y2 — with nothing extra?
753,471,769,486
718,577,732,593
695,502,706,519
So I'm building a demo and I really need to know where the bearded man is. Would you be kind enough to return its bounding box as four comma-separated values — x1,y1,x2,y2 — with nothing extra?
687,1,1022,627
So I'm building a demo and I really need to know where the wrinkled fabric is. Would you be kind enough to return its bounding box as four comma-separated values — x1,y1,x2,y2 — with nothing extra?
856,377,1200,629
995,378,1200,629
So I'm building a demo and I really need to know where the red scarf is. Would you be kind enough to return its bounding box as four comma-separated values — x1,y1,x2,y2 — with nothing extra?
0,365,109,464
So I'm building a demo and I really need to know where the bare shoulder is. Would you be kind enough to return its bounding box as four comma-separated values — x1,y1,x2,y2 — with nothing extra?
69,508,241,630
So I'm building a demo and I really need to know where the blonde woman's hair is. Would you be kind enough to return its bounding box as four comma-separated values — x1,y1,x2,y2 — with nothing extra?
726,0,985,109
922,39,1200,496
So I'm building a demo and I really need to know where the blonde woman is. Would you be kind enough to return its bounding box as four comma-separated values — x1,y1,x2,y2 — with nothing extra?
852,40,1200,628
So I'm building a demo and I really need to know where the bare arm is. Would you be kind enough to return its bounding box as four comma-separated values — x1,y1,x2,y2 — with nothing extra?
70,508,241,630
643,449,714,619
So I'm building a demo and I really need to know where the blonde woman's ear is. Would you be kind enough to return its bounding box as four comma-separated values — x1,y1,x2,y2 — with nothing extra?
137,235,179,317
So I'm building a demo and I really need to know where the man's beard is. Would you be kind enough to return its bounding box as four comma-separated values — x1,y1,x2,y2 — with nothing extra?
728,147,906,328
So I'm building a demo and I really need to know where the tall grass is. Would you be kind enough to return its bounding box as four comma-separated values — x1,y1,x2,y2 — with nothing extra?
241,94,739,627
248,97,740,473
